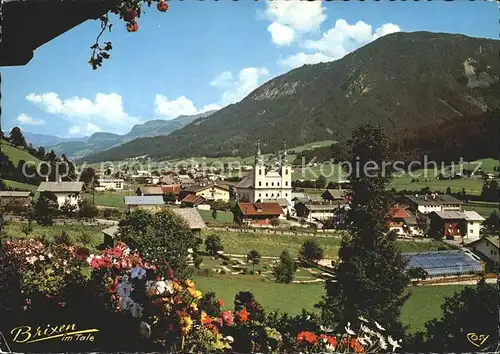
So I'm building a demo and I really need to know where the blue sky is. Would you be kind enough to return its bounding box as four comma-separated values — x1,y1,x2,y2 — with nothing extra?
2,0,498,138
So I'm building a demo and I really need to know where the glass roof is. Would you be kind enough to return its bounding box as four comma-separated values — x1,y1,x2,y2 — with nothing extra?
404,250,483,277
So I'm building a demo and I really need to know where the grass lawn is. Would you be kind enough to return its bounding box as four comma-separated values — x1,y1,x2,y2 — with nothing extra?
1,140,41,166
463,201,498,218
4,179,38,192
86,191,130,211
3,221,105,253
192,275,466,331
198,209,234,224
201,230,450,258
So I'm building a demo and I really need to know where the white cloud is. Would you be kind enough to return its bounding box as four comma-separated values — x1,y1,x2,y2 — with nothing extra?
200,103,221,112
267,22,295,46
278,52,335,69
210,71,234,88
26,92,139,135
279,20,401,69
17,113,46,126
155,96,221,119
68,123,102,137
218,67,269,105
264,1,326,33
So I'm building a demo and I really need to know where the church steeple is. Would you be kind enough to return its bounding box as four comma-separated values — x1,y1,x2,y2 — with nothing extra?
282,140,288,166
255,139,263,166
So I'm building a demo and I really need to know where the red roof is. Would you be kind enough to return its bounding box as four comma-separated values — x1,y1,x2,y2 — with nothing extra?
161,185,181,195
238,202,284,217
181,194,207,205
387,207,410,219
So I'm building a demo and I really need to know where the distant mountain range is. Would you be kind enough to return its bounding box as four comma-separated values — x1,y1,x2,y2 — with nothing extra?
23,111,217,159
80,31,500,164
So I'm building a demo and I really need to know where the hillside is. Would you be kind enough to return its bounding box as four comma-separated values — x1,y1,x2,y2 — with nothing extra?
47,110,217,159
81,31,500,163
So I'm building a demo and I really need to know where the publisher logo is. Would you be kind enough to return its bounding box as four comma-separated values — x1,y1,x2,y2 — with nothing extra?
10,324,99,344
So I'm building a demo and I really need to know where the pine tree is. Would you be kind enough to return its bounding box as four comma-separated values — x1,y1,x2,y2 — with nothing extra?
319,125,410,338
9,127,26,147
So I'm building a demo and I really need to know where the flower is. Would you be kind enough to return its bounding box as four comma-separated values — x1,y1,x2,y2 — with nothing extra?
374,321,385,331
217,299,224,307
222,310,234,326
319,334,337,347
130,303,144,318
179,315,193,335
358,315,369,323
185,279,195,288
201,311,212,325
350,338,364,353
189,302,198,312
225,335,234,343
345,322,356,335
320,325,334,333
139,322,151,338
387,336,401,351
131,266,146,280
157,0,169,12
326,344,336,352
187,287,202,299
235,308,249,324
297,331,318,346
376,333,388,350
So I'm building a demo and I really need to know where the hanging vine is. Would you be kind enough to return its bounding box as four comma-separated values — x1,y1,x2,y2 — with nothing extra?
89,0,169,69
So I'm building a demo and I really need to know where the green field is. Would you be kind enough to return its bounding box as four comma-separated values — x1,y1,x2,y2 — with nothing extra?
463,201,498,218
192,275,466,332
202,230,450,258
4,179,38,192
198,209,234,224
1,140,41,166
87,191,130,211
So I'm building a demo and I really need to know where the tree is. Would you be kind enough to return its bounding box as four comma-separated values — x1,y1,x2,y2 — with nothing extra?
481,211,500,237
0,179,6,191
319,125,410,338
80,167,96,189
34,192,59,226
193,254,203,269
246,250,261,271
273,250,296,284
412,278,499,352
9,127,26,147
445,186,452,195
211,208,217,221
163,192,177,204
270,217,280,227
37,146,46,160
60,199,78,218
316,175,327,189
204,234,224,256
78,199,98,220
298,240,324,263
118,208,196,279
406,267,428,286
416,213,429,237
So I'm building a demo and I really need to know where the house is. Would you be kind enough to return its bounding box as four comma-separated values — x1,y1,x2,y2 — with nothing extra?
181,194,211,210
124,195,165,212
159,175,176,185
96,178,124,191
465,237,500,272
101,225,119,247
294,203,338,222
267,198,293,216
321,189,347,202
235,202,284,225
0,191,32,207
161,184,181,203
428,210,484,241
37,181,84,209
400,194,463,214
181,184,231,202
386,207,411,236
235,141,293,204
170,208,207,237
463,211,485,241
136,186,164,196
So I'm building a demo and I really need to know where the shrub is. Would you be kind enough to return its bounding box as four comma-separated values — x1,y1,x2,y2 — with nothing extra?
220,270,226,275
54,231,73,246
77,231,92,246
249,270,254,275
193,254,203,269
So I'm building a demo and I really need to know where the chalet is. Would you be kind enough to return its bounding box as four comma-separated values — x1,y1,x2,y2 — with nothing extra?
465,237,500,272
37,181,84,209
96,178,124,191
321,189,347,202
136,186,164,196
0,191,32,207
235,202,284,225
429,210,484,241
295,203,338,222
124,195,165,212
170,208,207,237
161,184,181,202
463,211,486,241
386,207,411,236
181,194,211,210
400,194,463,214
179,183,231,202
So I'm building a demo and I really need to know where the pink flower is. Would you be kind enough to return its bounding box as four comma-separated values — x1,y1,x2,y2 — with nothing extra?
222,310,233,326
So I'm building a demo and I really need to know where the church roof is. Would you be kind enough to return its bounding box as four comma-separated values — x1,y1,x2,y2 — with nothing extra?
236,171,254,188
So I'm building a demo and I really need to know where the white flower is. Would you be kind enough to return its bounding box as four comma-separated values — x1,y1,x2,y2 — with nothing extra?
140,322,151,338
320,325,334,333
131,266,146,280
26,256,37,264
345,322,356,335
374,321,385,331
122,248,131,257
387,336,401,351
38,255,45,261
376,333,387,350
47,253,53,259
325,344,336,352
225,336,234,343
358,315,369,323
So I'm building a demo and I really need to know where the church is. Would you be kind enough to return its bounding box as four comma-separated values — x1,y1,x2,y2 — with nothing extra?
235,141,293,203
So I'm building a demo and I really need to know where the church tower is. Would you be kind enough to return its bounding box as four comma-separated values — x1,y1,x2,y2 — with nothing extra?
254,139,265,193
280,140,292,201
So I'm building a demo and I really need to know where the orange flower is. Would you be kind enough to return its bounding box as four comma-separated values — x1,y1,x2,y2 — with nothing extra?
350,338,364,353
297,331,318,346
187,287,202,299
185,279,195,288
157,0,169,12
320,334,337,347
172,281,182,292
217,299,224,307
126,21,139,32
200,311,212,325
235,308,249,324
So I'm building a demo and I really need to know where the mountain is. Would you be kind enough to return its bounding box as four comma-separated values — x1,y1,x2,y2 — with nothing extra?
23,132,88,147
81,31,500,164
47,110,217,159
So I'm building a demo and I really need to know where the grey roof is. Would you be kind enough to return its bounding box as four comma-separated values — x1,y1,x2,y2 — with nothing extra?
101,225,119,238
404,210,418,226
124,195,165,205
0,191,31,197
37,181,84,193
463,210,485,221
466,236,500,250
267,198,292,207
171,208,207,230
403,194,463,206
291,192,306,199
323,189,346,199
432,211,466,219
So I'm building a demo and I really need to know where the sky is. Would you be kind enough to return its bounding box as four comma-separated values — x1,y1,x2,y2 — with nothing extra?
2,0,498,139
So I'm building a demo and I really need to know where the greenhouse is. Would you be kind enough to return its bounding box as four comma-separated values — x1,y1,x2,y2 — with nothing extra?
404,250,484,278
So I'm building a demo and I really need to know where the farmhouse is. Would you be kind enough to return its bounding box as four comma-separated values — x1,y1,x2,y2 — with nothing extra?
386,207,411,236
161,185,181,203
96,178,124,191
0,191,32,207
180,194,211,210
321,189,347,202
429,210,485,241
463,211,485,240
180,184,230,202
37,181,84,209
170,208,207,237
136,186,164,196
124,195,165,212
400,194,463,214
465,237,500,272
236,141,292,204
234,202,284,225
294,202,338,222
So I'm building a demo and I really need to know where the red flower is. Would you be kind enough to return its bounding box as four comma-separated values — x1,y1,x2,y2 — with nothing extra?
319,334,337,346
217,299,224,307
297,331,318,346
167,268,174,279
157,0,169,12
126,21,139,33
350,338,364,353
111,246,123,258
222,310,233,326
173,296,183,305
235,308,249,324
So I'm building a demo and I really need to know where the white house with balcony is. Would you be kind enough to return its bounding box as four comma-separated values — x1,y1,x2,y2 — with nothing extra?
96,178,125,191
37,181,84,209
